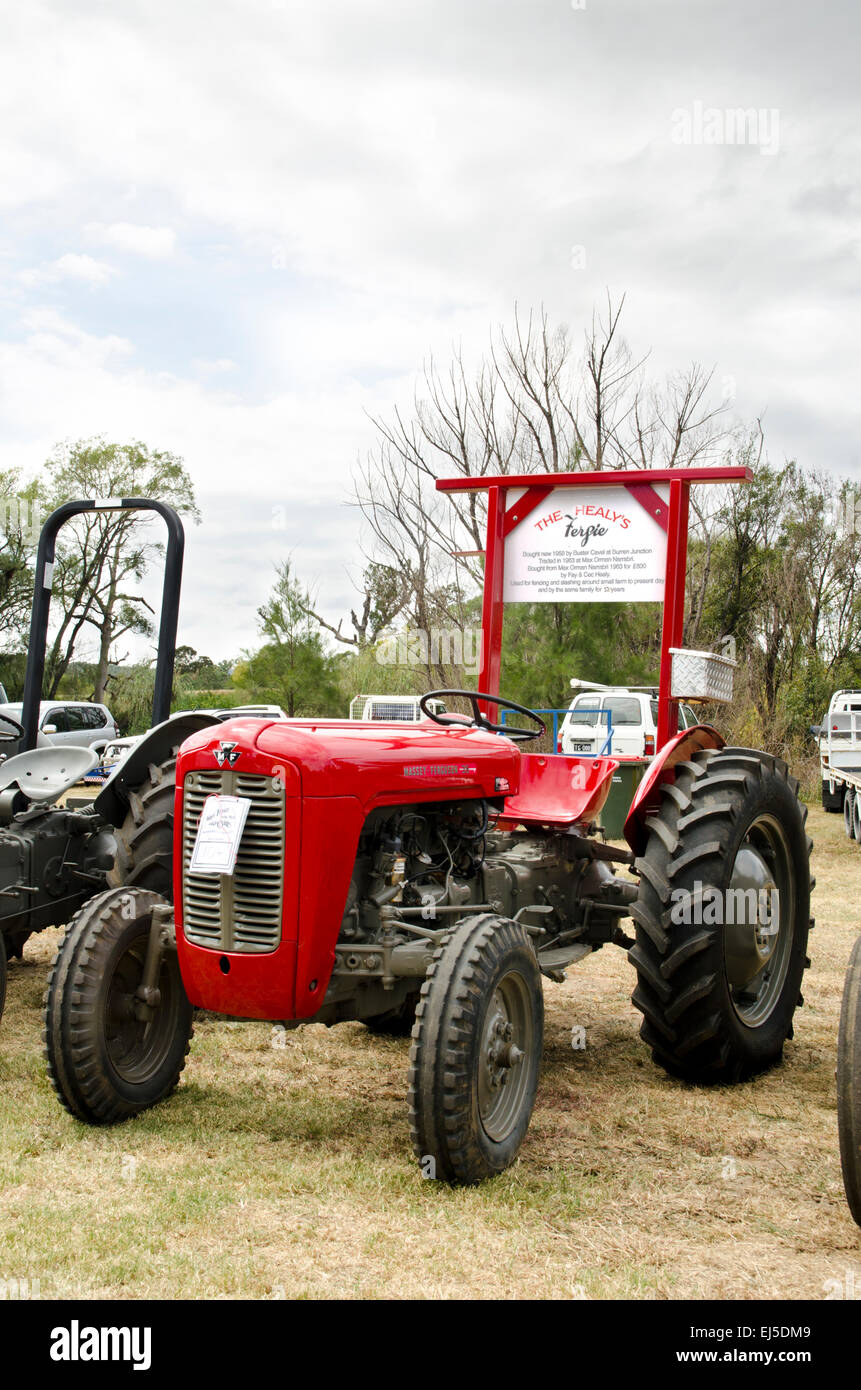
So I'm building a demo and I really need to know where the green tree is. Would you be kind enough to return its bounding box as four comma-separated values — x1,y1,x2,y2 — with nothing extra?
245,561,341,716
44,439,199,700
500,600,662,710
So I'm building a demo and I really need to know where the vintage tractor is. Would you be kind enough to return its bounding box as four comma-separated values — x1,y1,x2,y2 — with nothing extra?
43,690,812,1184
838,937,861,1226
0,498,277,1025
41,467,814,1184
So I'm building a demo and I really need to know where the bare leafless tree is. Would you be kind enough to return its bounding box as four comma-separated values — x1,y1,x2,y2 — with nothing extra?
332,297,733,661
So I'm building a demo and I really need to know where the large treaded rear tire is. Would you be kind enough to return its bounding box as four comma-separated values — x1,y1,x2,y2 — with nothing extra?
43,886,193,1124
106,755,177,899
838,934,861,1227
408,915,543,1184
630,747,812,1083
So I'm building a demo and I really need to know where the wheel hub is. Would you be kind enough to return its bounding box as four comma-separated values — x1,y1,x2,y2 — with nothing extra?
477,975,535,1140
723,816,795,1028
724,846,779,987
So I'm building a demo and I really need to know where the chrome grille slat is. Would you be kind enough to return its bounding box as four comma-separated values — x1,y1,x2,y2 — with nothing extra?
182,768,286,953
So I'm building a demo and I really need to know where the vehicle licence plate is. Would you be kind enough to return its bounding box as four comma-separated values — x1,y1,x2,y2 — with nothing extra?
571,741,591,752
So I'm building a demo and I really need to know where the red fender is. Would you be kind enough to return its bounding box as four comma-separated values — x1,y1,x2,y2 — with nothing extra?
623,724,725,856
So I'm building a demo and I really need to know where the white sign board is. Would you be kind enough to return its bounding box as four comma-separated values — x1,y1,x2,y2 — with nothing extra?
503,485,668,603
189,795,252,876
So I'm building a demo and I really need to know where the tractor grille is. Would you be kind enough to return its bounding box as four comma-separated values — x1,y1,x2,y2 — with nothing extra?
182,770,286,953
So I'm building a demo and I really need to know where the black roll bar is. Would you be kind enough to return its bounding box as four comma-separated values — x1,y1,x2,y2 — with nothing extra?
20,499,185,751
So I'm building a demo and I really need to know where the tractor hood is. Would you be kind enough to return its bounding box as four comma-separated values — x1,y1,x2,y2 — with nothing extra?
177,716,522,807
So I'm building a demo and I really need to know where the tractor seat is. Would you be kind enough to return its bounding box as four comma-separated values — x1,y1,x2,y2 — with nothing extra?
0,745,99,805
499,753,618,828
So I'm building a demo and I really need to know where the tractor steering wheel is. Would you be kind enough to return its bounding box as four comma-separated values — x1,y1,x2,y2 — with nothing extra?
420,690,546,743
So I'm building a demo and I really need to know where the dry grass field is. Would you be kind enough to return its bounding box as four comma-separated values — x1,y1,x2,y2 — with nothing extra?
1,804,859,1300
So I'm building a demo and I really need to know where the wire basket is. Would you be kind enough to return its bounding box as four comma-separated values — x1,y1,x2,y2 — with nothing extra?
669,647,736,704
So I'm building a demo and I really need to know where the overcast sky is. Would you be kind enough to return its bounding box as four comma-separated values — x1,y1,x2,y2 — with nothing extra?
1,0,859,663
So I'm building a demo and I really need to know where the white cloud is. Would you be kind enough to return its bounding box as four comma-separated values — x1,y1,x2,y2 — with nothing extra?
10,308,134,369
86,222,176,259
0,307,397,657
0,0,860,654
16,253,116,288
191,357,238,375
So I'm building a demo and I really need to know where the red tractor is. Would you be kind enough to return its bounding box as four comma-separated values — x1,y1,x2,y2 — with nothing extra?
43,466,813,1184
44,692,811,1184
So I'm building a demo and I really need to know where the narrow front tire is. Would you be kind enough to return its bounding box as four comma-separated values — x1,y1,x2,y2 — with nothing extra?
408,915,543,1184
44,887,193,1124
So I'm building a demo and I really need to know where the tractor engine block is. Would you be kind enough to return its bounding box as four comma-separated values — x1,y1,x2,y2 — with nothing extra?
324,799,635,1021
0,806,114,952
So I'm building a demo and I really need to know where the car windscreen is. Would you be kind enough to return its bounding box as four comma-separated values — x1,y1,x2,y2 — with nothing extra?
602,697,642,726
567,698,601,726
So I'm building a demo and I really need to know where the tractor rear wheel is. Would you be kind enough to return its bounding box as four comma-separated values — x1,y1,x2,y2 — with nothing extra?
0,934,6,1024
44,887,193,1123
838,935,861,1227
408,915,543,1184
630,747,811,1083
106,755,177,899
844,788,856,838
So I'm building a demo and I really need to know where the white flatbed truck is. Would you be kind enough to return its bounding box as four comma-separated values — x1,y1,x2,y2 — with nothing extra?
815,690,861,838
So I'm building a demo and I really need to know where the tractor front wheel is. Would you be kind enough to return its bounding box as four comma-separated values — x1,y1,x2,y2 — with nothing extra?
44,887,193,1124
630,747,811,1083
408,915,543,1184
838,935,861,1227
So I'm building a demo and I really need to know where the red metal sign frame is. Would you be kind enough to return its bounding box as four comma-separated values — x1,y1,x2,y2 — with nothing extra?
436,466,751,748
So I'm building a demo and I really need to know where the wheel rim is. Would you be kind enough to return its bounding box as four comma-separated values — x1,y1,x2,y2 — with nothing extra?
724,814,795,1028
102,922,184,1084
477,970,536,1142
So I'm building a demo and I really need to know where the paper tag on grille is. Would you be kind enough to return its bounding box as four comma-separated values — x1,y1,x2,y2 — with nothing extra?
189,794,252,875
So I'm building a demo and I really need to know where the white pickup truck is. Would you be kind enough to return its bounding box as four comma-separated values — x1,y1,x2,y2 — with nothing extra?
814,690,861,836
